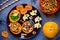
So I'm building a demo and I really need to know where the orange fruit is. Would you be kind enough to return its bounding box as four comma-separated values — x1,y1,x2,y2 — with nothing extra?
43,22,59,38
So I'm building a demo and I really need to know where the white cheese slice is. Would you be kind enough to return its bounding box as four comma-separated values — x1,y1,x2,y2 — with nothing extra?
35,16,42,22
23,14,29,21
34,23,41,29
30,10,37,16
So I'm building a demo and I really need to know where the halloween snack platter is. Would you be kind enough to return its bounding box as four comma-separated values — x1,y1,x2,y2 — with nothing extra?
1,0,60,40
7,4,42,39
